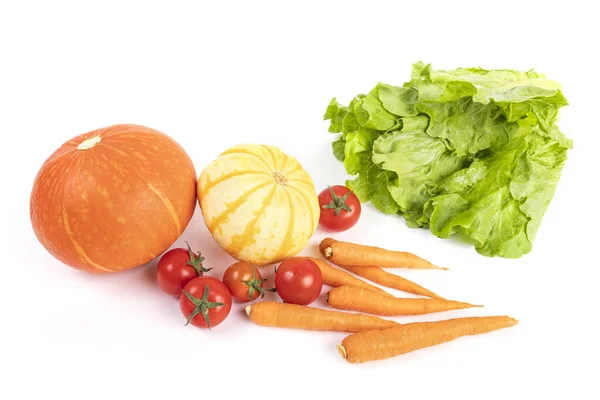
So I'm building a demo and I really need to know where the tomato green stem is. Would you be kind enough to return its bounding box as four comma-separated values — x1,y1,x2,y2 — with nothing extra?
242,263,276,301
182,285,224,329
185,241,212,275
321,186,353,216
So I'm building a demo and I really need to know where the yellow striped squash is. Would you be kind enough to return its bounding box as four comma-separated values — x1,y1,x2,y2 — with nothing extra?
197,145,319,265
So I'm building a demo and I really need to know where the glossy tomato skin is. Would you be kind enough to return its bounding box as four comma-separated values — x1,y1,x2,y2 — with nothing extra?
317,185,361,232
157,248,199,296
223,261,263,302
180,277,232,329
275,258,323,305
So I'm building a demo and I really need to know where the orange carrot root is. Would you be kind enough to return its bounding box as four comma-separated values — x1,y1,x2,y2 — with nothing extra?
326,286,481,316
246,301,399,333
306,257,393,297
339,315,518,363
319,238,447,270
341,265,445,299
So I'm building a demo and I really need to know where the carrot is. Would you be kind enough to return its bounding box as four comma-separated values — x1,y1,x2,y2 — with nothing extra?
306,257,392,298
338,315,518,363
341,265,444,299
245,301,399,333
319,237,447,270
326,286,481,316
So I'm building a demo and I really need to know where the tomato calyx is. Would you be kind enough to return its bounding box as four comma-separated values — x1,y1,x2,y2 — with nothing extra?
185,241,212,275
182,285,224,330
242,263,276,301
321,186,353,216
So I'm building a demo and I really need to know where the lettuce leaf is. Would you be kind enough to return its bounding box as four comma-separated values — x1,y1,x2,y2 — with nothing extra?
410,61,563,104
323,61,571,258
372,115,465,225
423,128,567,258
346,156,399,215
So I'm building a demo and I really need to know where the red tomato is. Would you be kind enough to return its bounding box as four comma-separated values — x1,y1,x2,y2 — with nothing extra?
318,185,361,232
180,277,232,329
156,242,212,296
274,258,323,305
223,261,275,303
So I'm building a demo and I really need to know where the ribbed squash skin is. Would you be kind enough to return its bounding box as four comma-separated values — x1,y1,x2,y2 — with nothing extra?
197,145,319,265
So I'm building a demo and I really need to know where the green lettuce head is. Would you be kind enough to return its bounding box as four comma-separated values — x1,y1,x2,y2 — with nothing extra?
324,61,571,258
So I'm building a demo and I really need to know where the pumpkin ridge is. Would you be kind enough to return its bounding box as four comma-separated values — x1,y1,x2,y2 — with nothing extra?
286,177,314,187
280,156,301,174
286,185,317,233
101,144,183,235
101,143,128,157
272,189,295,261
147,183,182,234
262,145,280,171
62,205,111,272
227,185,278,259
200,170,270,196
37,147,77,178
32,151,78,259
284,165,304,175
220,149,274,171
206,181,273,233
278,153,290,173
98,124,137,138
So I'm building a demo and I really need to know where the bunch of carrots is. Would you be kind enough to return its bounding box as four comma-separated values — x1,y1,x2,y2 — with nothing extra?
246,237,518,364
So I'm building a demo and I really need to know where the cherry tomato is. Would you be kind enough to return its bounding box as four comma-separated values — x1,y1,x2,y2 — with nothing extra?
180,276,232,329
318,185,361,232
223,261,275,303
274,258,323,305
156,242,212,296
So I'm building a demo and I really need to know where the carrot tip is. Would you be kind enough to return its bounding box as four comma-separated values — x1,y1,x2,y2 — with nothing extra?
336,344,347,359
245,305,252,316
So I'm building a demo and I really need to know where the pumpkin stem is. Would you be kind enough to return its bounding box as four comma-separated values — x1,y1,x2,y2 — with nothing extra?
272,172,288,186
77,136,102,150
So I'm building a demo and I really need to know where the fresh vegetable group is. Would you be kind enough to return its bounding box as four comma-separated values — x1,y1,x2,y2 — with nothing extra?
151,235,517,364
246,238,518,364
29,61,564,364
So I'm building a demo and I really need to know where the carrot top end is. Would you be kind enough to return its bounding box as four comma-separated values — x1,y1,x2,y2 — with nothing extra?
337,344,348,360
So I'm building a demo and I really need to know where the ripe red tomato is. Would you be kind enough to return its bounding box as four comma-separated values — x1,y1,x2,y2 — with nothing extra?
274,258,323,305
318,185,361,232
156,242,212,296
180,277,232,329
223,261,275,302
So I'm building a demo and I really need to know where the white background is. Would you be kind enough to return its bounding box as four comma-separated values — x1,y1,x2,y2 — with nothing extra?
1,1,598,399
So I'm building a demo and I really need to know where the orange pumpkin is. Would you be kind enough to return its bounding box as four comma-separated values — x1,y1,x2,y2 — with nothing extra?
30,124,197,273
